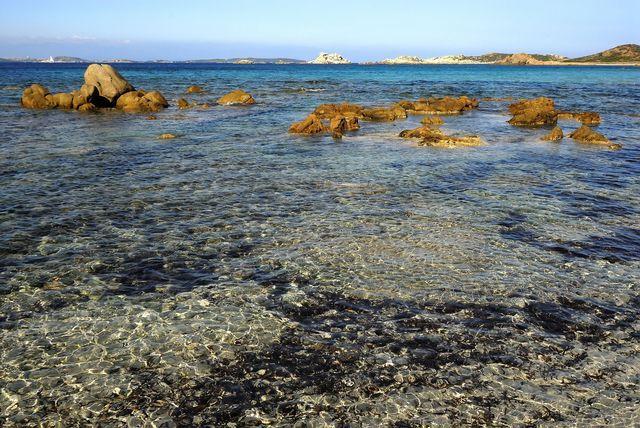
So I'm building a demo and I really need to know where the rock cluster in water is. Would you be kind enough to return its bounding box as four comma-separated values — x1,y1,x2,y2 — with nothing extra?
290,96,481,144
21,64,168,113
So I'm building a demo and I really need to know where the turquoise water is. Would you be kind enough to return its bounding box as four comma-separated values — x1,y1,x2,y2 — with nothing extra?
1,63,639,426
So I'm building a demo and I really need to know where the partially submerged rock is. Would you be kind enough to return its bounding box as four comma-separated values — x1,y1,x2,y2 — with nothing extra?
313,103,363,119
115,90,169,113
20,64,168,113
418,133,485,148
399,96,478,115
569,125,621,149
399,125,444,139
217,89,255,106
361,105,407,121
508,97,558,126
289,114,327,134
159,133,176,140
541,126,563,142
177,98,191,109
557,111,601,125
21,84,55,109
420,115,444,126
399,124,483,147
84,64,134,105
186,85,204,94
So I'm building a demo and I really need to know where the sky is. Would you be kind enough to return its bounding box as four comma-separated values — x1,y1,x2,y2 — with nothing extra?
0,0,638,61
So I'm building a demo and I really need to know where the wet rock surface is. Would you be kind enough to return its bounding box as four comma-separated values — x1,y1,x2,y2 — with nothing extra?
541,126,564,141
508,97,558,126
217,89,256,105
570,125,621,149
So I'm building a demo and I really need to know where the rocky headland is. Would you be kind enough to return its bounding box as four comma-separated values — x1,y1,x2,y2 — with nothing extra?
308,53,351,64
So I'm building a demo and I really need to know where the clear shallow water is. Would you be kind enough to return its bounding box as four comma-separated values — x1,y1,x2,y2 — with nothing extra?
1,63,639,426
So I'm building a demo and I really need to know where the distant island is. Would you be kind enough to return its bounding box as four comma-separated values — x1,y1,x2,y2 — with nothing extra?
2,44,638,66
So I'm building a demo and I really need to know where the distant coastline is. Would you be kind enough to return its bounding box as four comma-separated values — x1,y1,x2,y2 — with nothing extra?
2,44,639,66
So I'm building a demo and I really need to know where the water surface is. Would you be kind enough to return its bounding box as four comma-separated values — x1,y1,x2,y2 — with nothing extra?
1,63,639,426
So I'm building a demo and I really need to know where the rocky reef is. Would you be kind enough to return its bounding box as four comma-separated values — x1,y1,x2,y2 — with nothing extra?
20,64,168,113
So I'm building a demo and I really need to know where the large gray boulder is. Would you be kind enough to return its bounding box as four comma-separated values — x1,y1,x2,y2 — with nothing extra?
83,64,134,105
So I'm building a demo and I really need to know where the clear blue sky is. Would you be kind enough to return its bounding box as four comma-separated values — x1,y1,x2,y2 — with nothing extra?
0,0,637,61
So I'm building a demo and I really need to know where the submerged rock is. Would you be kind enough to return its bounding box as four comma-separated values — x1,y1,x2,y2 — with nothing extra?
289,114,327,134
217,89,255,106
84,63,134,105
115,90,169,113
418,133,485,148
508,97,558,126
569,125,621,149
21,84,55,109
186,85,204,94
541,126,564,141
558,111,601,125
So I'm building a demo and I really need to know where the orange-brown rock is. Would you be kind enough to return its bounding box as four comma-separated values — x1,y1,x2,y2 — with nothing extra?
289,114,327,134
541,126,563,141
51,93,74,109
569,125,621,149
77,103,97,112
418,133,485,148
84,64,134,105
400,96,479,115
361,105,407,121
217,89,255,105
557,111,601,125
159,133,177,140
186,85,204,94
399,126,444,139
115,90,169,113
508,97,557,126
420,115,444,126
21,84,55,109
72,84,99,109
313,103,363,119
177,98,191,109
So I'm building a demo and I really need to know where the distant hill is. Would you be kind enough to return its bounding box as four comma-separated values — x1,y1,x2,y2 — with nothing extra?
464,53,511,63
52,56,88,62
570,44,640,63
184,57,306,64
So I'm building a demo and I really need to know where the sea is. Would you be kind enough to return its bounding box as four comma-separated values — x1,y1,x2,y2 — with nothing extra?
1,63,639,426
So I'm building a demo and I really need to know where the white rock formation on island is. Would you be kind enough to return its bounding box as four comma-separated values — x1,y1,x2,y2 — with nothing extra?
309,52,351,64
379,55,426,64
422,55,483,64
